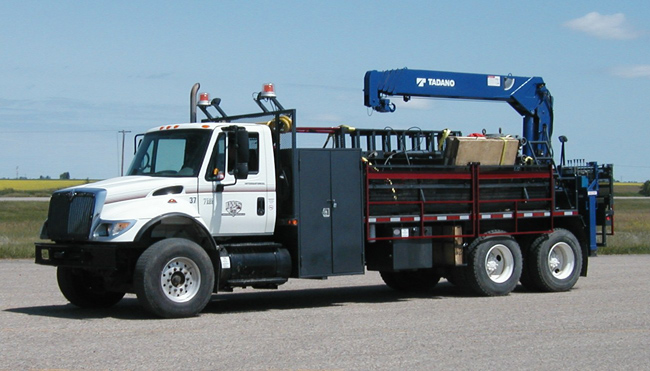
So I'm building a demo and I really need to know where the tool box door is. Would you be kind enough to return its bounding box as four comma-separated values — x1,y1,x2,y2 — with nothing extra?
297,149,364,277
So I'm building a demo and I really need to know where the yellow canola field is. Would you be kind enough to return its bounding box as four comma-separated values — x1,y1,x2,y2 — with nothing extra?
614,182,642,186
0,179,94,191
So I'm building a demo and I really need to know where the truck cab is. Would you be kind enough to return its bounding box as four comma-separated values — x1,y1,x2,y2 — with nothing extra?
36,116,295,318
127,122,277,236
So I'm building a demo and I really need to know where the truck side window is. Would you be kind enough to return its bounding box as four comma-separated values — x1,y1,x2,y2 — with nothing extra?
206,133,226,180
227,132,259,175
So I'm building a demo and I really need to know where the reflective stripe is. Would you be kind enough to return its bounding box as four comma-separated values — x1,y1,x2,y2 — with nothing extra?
368,210,578,223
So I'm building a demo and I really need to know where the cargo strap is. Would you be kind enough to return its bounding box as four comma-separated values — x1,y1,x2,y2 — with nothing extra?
438,128,451,152
499,137,510,165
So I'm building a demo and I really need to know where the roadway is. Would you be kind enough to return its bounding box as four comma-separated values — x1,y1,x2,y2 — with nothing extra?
0,197,49,202
1,255,648,370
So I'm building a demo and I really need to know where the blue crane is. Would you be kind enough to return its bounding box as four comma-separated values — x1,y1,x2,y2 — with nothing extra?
364,68,554,161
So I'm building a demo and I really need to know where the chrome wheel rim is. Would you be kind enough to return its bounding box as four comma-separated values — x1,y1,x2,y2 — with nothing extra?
484,244,514,284
160,257,201,303
548,242,575,280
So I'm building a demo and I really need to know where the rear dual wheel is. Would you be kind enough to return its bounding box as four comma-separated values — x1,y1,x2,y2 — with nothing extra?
524,229,582,292
465,232,522,296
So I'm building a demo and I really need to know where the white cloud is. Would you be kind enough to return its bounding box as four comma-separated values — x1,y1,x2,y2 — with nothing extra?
564,12,640,40
611,65,650,78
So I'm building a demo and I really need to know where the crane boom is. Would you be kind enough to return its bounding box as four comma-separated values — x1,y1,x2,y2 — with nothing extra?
364,68,554,158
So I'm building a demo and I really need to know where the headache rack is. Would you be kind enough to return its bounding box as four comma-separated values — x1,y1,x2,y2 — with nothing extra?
297,126,462,160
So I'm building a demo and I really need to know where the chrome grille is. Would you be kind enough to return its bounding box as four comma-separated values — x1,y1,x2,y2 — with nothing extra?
47,191,96,240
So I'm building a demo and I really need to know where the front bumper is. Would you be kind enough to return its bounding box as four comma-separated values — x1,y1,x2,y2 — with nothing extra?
35,242,141,270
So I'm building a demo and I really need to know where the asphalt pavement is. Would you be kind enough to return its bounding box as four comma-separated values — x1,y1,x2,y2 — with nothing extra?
1,255,649,370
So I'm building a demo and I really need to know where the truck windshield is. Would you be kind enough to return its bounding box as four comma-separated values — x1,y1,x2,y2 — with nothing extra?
127,129,212,177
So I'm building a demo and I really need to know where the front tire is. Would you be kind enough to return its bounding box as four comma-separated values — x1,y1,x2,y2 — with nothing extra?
134,238,215,318
526,229,582,292
465,232,522,296
57,267,125,308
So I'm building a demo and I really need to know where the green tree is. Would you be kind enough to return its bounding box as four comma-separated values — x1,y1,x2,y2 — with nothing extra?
59,172,71,180
640,180,650,196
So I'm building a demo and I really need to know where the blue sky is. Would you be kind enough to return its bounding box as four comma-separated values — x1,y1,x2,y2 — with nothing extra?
1,1,649,181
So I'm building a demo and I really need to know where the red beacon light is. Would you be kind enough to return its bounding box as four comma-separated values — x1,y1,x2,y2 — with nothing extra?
198,92,211,106
260,83,276,98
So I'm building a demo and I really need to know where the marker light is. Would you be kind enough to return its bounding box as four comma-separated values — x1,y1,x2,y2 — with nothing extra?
198,92,211,106
260,83,276,98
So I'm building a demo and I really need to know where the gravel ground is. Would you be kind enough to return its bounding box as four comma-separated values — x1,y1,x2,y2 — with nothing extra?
1,255,649,370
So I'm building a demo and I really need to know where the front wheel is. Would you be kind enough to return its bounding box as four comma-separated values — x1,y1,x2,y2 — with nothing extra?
57,267,125,308
526,229,582,292
465,232,522,296
134,238,215,318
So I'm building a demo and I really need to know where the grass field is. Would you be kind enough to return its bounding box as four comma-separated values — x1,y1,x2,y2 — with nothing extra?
614,182,643,197
0,201,49,259
599,198,650,255
0,198,647,259
0,179,94,197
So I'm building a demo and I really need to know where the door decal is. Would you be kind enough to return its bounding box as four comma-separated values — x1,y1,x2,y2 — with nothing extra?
223,200,245,217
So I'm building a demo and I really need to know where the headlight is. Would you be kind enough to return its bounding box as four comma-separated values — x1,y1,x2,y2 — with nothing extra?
93,220,136,238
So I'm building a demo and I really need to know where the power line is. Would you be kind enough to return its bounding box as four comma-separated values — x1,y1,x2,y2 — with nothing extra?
4,130,118,133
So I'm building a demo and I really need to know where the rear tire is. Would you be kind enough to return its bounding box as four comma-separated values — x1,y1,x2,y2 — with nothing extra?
57,267,125,308
465,232,522,296
526,229,582,292
134,238,215,318
380,269,440,291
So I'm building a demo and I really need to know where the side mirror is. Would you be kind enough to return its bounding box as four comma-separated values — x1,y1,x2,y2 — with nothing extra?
133,134,144,154
234,128,249,179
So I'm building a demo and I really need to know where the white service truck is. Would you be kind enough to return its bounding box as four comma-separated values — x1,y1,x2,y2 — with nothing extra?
36,70,613,318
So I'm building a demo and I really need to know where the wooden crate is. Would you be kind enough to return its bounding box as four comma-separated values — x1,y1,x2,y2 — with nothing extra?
445,136,519,166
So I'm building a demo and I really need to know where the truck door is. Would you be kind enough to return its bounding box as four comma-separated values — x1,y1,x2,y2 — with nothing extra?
198,127,276,236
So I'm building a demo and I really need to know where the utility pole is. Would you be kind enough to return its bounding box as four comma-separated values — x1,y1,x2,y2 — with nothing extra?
119,130,131,176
